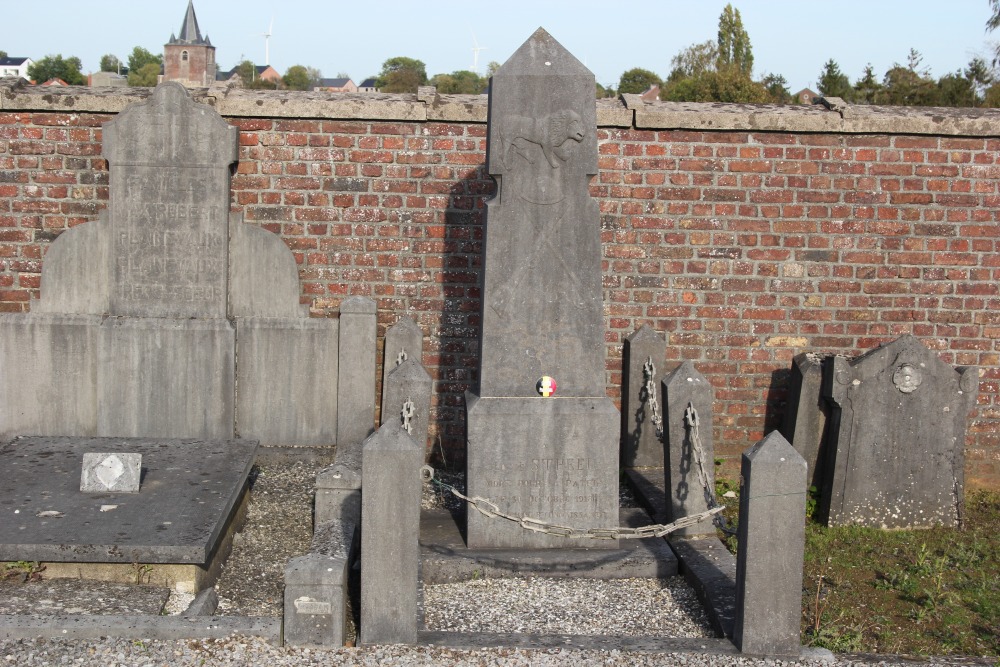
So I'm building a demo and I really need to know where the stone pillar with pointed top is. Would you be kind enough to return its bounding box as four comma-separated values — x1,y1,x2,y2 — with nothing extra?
465,28,619,549
381,316,424,411
662,360,716,536
733,431,806,658
621,326,667,468
381,358,432,452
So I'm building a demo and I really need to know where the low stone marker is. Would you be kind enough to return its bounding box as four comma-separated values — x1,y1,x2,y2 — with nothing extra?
780,352,829,490
360,422,421,645
381,316,423,408
662,360,716,536
822,334,978,528
621,325,666,468
80,452,142,493
733,431,806,658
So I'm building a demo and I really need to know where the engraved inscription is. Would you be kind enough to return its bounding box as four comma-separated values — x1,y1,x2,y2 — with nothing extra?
478,457,610,521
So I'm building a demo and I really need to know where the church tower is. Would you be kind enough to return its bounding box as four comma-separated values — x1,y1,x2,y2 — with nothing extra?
163,1,217,87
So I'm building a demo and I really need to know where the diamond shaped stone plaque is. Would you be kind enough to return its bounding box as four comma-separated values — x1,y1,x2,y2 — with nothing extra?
81,452,142,493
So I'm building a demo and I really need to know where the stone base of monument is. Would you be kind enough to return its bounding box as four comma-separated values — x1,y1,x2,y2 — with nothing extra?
0,436,257,594
420,507,678,582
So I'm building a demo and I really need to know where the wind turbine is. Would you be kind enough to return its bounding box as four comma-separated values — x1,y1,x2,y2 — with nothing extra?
471,32,487,74
260,18,273,66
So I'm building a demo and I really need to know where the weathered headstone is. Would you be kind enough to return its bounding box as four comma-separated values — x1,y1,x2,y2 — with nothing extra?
822,335,978,528
360,422,421,645
733,431,806,658
779,352,829,490
381,316,423,409
621,326,667,468
380,358,432,452
0,82,366,445
662,360,716,536
465,29,619,549
80,452,142,493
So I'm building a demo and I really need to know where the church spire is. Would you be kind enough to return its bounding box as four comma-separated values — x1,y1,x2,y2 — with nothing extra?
173,0,210,46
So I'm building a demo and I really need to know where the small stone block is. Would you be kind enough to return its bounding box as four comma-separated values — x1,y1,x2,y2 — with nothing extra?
80,453,142,493
283,552,349,647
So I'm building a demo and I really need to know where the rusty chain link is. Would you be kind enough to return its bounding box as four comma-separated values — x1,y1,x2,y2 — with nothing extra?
642,356,664,438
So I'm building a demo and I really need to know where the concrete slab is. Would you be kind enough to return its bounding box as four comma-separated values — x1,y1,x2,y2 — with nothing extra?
418,630,738,654
420,507,677,583
0,436,256,565
0,579,168,615
0,614,280,643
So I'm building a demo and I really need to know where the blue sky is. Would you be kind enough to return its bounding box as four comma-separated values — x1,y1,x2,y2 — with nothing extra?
3,1,996,92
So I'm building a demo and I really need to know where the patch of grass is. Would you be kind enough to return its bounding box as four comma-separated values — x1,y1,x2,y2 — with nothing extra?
800,490,1000,657
2,561,45,582
713,480,999,657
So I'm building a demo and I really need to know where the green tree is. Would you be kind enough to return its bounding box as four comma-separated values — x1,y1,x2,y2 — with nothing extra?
965,57,994,103
662,67,768,103
99,54,121,73
0,50,7,60
27,54,85,85
817,59,852,99
881,51,937,106
283,64,320,90
717,3,753,76
761,73,791,103
126,47,162,86
429,70,486,94
376,57,427,93
617,67,661,95
668,40,718,80
936,70,975,107
596,82,616,98
989,0,1000,65
852,64,882,104
128,62,161,87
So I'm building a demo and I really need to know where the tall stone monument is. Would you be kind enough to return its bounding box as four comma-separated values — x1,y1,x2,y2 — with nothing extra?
465,29,619,548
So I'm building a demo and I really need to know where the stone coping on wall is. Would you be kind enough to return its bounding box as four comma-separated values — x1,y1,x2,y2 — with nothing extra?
3,77,1000,136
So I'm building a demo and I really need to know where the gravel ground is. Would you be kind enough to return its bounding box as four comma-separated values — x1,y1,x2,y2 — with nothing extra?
2,460,993,666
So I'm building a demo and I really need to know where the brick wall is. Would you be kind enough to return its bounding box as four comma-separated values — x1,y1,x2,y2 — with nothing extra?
1,83,998,488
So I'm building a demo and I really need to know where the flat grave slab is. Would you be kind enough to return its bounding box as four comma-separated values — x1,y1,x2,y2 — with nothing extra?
0,436,257,565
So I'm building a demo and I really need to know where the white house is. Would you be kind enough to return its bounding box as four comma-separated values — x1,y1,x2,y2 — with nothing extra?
0,57,33,81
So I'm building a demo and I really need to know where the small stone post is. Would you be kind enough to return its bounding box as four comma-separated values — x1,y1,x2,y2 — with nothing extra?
360,422,422,645
381,316,423,409
662,360,716,536
733,431,806,658
337,296,377,446
380,358,433,452
621,325,666,468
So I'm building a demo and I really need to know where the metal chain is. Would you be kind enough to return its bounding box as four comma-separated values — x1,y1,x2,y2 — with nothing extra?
426,474,723,540
642,356,663,438
401,398,416,435
685,402,736,536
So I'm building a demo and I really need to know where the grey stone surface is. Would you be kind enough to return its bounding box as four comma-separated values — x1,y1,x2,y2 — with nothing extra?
0,314,101,440
822,335,978,528
0,580,168,615
228,213,304,318
381,358,432,452
103,82,236,319
80,452,142,493
733,431,806,658
183,587,219,616
420,507,677,584
477,29,603,398
381,316,423,410
466,396,620,549
780,353,830,491
337,296,377,447
98,318,235,439
360,422,422,645
0,436,256,564
465,30,619,550
662,361,716,537
235,318,339,446
284,551,350,647
621,326,667,468
33,212,111,315
314,457,362,529
0,614,280,642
